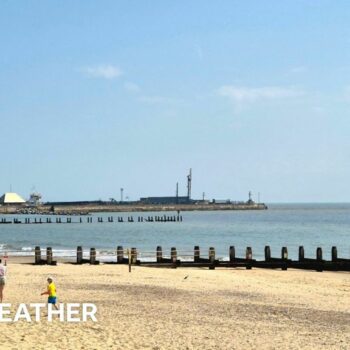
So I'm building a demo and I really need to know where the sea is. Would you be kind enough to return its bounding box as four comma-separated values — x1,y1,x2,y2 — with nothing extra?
0,203,349,261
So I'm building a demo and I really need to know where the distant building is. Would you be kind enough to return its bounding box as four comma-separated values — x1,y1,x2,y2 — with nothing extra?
0,192,26,205
28,192,42,206
140,196,191,205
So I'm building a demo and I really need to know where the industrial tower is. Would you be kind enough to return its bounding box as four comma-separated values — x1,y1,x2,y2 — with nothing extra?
187,168,192,200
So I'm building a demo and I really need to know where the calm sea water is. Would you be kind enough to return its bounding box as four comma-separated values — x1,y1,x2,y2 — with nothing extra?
0,203,349,260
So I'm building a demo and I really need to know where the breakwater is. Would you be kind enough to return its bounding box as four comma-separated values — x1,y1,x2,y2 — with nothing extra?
31,245,350,272
0,202,268,215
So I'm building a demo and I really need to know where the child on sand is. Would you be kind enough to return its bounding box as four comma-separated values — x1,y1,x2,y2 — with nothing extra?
41,277,58,310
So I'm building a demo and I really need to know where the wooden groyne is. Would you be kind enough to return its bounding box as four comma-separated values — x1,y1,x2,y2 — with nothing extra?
31,245,350,272
0,215,183,225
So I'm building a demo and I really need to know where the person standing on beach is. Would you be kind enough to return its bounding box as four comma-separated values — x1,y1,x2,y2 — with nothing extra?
41,277,58,310
0,259,7,302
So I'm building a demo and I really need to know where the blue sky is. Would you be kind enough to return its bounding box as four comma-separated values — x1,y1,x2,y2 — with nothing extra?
0,1,349,202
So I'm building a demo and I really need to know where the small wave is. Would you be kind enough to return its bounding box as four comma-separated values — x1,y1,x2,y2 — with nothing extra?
21,247,33,251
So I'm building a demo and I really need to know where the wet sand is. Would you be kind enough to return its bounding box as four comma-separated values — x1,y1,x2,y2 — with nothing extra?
1,263,349,349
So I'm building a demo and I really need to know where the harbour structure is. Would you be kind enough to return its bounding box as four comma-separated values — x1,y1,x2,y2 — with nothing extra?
0,169,268,213
28,192,42,206
139,196,191,205
140,169,193,205
0,192,26,205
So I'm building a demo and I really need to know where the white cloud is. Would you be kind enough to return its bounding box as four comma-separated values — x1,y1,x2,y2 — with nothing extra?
218,85,304,103
81,65,122,79
124,82,140,93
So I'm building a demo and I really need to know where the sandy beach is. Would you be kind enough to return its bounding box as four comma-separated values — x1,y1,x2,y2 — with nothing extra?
1,263,349,349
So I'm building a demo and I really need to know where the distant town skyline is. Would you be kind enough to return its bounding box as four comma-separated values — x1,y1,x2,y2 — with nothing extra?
1,1,349,202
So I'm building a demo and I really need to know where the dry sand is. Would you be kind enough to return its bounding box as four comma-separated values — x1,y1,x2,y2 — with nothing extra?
1,263,349,349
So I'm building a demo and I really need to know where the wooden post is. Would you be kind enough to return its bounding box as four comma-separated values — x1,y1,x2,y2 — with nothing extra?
47,247,53,265
156,246,162,263
331,246,337,262
316,247,323,272
194,245,200,262
264,246,271,261
229,246,235,262
35,246,41,265
77,246,83,264
90,248,96,265
171,247,177,268
246,247,252,270
131,248,137,264
299,246,304,261
281,247,288,271
117,246,124,263
209,247,215,270
127,249,131,272
281,247,288,260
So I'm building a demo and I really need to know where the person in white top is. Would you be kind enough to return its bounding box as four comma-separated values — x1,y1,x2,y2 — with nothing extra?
0,259,6,302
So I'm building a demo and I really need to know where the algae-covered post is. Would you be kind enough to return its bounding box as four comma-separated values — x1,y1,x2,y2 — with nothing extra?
46,247,53,265
209,247,215,270
194,246,200,262
90,248,96,264
316,247,323,272
117,246,124,263
229,246,235,262
171,247,177,268
331,246,337,262
246,247,252,270
131,248,137,264
77,246,83,264
264,246,271,262
281,247,288,271
299,246,305,261
156,246,162,263
35,246,41,265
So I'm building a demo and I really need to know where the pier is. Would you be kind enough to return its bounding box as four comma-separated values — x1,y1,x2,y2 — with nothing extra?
0,215,183,225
